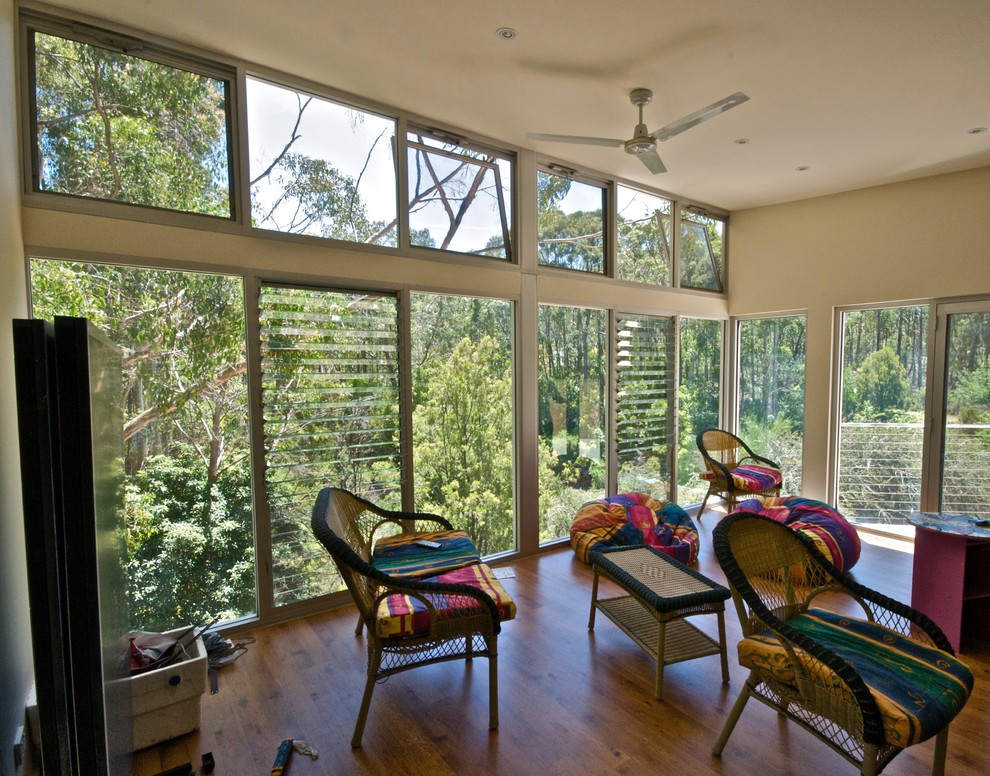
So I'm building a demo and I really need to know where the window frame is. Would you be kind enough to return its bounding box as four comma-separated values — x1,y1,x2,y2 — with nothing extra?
536,164,608,275
22,11,239,221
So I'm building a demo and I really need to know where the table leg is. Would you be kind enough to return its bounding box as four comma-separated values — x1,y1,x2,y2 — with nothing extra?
716,610,729,684
588,570,600,630
655,620,667,699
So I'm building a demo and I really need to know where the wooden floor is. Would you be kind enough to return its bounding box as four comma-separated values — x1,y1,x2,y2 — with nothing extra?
134,509,990,776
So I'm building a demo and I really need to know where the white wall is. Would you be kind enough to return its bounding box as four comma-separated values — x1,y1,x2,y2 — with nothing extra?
0,0,34,773
729,167,990,499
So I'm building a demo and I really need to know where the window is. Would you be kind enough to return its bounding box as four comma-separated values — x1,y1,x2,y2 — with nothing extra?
679,210,725,292
537,169,605,273
260,286,401,605
247,77,398,245
931,305,990,519
407,128,512,258
29,28,232,217
30,260,254,630
538,304,607,542
737,315,807,494
616,314,676,494
677,318,723,504
411,294,516,555
837,305,928,525
616,185,671,286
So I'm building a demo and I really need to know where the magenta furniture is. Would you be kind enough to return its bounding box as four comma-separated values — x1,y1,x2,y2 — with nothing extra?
908,511,990,652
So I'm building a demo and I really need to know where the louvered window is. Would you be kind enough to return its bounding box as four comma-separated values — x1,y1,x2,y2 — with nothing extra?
260,285,401,606
616,314,676,495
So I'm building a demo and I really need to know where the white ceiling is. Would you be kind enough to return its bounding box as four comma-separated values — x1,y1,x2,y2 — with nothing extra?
41,0,990,211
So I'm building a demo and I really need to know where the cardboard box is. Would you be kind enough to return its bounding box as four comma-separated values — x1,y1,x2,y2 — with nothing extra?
124,627,207,751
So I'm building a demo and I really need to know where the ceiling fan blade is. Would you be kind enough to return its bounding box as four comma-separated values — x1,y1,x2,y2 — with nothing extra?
651,92,750,142
527,132,624,148
637,149,667,174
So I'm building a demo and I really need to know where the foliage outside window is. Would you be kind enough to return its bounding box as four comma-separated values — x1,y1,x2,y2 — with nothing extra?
837,306,928,524
616,185,672,286
407,129,512,258
31,30,232,217
616,314,676,494
410,294,516,555
537,170,605,273
538,305,607,543
941,311,990,518
677,318,723,504
30,260,254,631
679,210,725,292
738,316,806,495
260,286,401,606
247,77,398,245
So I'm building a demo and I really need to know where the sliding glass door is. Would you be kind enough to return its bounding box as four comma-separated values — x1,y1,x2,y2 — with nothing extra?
927,302,990,519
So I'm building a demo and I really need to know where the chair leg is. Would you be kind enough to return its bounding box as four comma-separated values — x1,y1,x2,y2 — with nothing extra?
355,612,364,636
351,672,377,748
488,650,499,731
930,728,949,776
698,485,713,518
860,743,879,776
712,676,755,755
351,644,382,748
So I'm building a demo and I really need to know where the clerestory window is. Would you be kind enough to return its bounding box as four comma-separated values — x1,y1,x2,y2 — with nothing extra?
28,24,233,218
406,128,513,259
247,77,398,245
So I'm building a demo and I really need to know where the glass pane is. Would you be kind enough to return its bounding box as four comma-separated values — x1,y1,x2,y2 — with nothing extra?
941,311,990,518
616,185,671,285
680,211,724,292
30,260,254,630
260,286,401,606
407,130,512,258
537,171,605,273
247,77,398,245
738,316,807,494
616,314,675,494
411,294,516,555
677,318,723,505
538,304,607,543
32,31,231,216
837,306,928,525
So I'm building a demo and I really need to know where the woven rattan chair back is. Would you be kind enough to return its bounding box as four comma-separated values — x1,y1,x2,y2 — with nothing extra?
696,428,782,515
714,512,833,635
700,428,747,470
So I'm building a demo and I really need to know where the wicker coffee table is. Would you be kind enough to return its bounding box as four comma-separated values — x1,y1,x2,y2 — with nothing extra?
588,545,730,698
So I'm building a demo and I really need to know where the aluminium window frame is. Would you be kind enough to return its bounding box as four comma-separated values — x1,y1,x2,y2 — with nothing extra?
20,10,240,222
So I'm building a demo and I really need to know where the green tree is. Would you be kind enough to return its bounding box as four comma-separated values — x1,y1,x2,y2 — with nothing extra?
851,346,911,421
413,337,514,555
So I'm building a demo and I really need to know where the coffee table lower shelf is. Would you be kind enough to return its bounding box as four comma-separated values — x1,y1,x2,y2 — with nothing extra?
594,595,725,670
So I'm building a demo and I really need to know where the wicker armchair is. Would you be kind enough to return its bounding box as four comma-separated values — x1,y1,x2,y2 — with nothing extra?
712,512,973,776
311,487,508,748
696,428,782,515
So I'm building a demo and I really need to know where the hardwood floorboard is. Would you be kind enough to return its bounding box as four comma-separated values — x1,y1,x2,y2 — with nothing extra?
132,509,990,775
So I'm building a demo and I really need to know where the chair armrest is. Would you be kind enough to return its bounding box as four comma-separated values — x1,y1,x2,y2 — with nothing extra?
739,453,782,471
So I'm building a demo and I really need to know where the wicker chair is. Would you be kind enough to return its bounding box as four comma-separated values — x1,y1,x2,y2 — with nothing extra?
696,428,783,515
712,512,973,776
311,487,507,748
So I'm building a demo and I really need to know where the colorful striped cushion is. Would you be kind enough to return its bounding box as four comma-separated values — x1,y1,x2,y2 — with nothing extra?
372,529,481,577
737,608,973,747
569,492,699,565
736,496,861,572
699,462,782,493
376,562,517,638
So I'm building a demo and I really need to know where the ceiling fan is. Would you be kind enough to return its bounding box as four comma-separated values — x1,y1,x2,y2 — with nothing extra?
527,88,749,174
